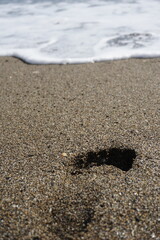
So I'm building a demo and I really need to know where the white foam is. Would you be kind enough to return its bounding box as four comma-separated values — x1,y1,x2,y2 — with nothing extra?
0,0,160,64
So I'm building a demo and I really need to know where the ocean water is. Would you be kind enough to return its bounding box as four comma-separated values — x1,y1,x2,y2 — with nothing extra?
0,0,160,64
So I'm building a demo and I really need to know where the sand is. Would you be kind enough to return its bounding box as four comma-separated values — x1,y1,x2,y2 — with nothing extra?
0,57,159,240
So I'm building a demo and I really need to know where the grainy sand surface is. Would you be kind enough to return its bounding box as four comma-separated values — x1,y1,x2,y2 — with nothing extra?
0,57,159,240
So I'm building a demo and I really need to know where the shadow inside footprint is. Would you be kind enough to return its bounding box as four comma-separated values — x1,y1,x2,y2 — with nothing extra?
72,148,136,173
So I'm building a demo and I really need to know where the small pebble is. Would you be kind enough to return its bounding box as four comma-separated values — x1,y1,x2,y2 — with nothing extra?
62,153,67,157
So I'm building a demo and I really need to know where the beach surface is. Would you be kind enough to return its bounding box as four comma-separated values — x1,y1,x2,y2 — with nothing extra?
0,57,159,240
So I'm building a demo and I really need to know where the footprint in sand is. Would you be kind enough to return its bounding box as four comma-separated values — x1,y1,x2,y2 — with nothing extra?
71,147,137,175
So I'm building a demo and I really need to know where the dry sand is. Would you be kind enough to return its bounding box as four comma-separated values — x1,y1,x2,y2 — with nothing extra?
0,57,159,240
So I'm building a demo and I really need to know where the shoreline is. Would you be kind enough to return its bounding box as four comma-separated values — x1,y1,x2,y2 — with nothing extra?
0,57,159,239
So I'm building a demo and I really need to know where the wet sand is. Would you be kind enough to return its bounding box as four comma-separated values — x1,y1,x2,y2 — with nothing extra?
0,57,159,240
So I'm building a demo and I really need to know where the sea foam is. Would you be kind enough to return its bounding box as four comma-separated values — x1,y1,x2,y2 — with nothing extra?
0,0,160,64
